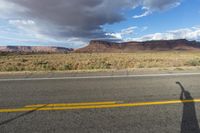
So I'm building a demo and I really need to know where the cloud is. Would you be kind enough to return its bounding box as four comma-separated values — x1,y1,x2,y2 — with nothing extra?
3,0,181,38
0,0,182,47
0,0,27,19
5,0,133,39
130,27,200,41
133,7,152,18
8,19,49,40
133,0,181,18
106,26,137,40
142,0,181,10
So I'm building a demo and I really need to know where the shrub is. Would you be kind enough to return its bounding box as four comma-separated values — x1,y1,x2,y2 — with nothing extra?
186,58,200,66
64,63,73,70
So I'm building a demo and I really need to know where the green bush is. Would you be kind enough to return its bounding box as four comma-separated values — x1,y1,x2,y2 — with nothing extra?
64,63,73,70
186,58,200,66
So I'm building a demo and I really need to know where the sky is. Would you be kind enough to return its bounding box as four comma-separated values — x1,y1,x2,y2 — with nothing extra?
0,0,200,48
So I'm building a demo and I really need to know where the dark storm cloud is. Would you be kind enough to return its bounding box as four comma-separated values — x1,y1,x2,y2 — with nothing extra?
8,0,131,39
6,0,181,39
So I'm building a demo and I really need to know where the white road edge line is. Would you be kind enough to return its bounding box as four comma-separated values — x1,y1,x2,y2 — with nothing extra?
0,73,200,81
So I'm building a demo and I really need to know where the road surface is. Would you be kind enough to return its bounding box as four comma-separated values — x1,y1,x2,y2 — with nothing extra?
0,73,200,133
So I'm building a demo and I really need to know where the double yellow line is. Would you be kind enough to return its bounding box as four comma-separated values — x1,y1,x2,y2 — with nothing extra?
0,101,119,113
1,99,200,113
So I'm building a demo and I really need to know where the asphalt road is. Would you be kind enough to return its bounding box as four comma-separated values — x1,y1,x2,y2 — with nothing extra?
0,73,200,133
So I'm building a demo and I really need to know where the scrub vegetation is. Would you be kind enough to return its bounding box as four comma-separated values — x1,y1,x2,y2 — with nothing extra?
0,51,200,72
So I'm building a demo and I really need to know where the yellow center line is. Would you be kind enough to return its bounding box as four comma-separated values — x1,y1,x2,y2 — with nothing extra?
1,99,200,113
25,101,119,108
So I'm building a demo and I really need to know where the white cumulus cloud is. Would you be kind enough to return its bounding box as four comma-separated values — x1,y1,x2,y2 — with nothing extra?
130,27,200,41
106,26,138,40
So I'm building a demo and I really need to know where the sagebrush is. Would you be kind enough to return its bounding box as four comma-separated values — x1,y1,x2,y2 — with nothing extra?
0,52,200,72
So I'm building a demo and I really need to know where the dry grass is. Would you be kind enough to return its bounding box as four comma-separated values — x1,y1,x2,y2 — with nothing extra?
0,51,200,72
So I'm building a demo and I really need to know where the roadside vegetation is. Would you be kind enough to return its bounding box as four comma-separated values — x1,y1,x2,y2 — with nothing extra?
0,51,200,72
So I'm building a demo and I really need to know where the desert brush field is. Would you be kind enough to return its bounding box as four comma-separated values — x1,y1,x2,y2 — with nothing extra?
0,52,200,72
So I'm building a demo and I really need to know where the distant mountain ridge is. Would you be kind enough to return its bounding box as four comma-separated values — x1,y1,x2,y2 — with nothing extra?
1,39,200,53
0,46,73,53
75,39,200,53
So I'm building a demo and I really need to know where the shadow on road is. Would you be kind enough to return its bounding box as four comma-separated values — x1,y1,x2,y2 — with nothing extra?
0,104,47,126
176,81,200,133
